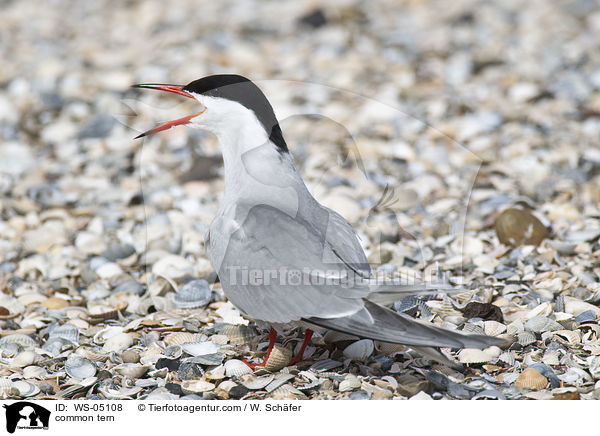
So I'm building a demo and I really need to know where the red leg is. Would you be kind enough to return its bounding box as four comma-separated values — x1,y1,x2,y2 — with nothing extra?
289,329,314,365
243,327,277,369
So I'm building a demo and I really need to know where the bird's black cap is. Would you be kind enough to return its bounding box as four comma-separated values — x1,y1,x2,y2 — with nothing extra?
183,74,288,152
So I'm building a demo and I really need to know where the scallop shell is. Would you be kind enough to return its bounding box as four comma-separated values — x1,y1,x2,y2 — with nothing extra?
49,323,79,343
483,321,507,337
342,339,374,361
264,345,292,371
13,380,40,397
164,332,201,345
494,208,547,247
0,334,37,348
172,280,212,309
457,348,495,364
65,355,97,379
181,380,215,394
0,378,18,399
515,368,548,390
339,374,361,392
524,316,562,333
498,351,516,366
265,373,296,392
463,323,486,335
238,373,274,390
219,324,258,345
268,383,306,400
517,331,537,346
552,330,581,345
224,359,253,377
542,350,560,366
113,363,149,378
76,346,110,362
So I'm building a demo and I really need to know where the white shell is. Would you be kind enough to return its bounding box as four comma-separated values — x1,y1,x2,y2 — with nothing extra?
483,321,507,337
339,374,361,392
457,348,495,364
11,351,38,368
66,355,97,379
238,373,274,390
102,333,134,352
113,363,150,378
343,339,374,361
181,341,219,357
224,359,252,377
181,380,215,394
13,380,40,397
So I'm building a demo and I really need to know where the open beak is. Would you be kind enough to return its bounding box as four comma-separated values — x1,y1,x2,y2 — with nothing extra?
132,83,205,139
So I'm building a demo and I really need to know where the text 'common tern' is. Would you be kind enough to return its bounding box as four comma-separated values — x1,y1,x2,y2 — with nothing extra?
134,74,503,368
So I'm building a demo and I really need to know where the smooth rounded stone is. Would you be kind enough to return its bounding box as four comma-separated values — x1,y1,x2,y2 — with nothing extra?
173,280,212,309
155,358,180,372
75,232,107,255
121,350,140,364
65,355,97,379
343,339,374,361
102,243,136,261
494,208,548,247
102,333,134,352
178,362,204,380
95,262,123,279
113,280,145,296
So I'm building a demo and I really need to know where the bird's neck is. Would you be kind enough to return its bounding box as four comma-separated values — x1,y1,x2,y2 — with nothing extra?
214,117,297,203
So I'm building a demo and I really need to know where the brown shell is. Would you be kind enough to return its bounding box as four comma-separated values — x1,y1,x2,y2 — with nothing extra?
494,208,548,247
515,368,548,390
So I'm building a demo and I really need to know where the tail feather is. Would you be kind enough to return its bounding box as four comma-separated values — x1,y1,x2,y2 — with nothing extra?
306,300,505,349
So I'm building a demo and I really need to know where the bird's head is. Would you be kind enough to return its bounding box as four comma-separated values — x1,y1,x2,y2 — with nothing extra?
133,74,287,152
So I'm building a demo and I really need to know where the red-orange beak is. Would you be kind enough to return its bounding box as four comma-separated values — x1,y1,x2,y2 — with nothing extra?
132,83,204,139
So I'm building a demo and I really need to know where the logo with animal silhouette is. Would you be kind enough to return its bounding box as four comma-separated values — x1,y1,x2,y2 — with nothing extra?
3,402,50,433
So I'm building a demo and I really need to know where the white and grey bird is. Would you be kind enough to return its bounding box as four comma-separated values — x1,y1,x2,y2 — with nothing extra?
134,74,503,368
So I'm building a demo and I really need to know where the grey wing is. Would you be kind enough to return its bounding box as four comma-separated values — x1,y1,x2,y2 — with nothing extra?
212,204,371,323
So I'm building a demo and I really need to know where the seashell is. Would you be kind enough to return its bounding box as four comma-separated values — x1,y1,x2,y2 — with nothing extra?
517,331,537,346
102,333,134,352
0,334,37,348
498,351,516,366
494,208,547,247
113,363,149,378
524,316,563,333
575,310,597,323
13,380,40,397
268,383,306,400
238,373,274,390
506,319,525,336
76,346,109,362
219,324,258,345
342,339,374,361
65,355,97,379
172,280,212,309
49,323,79,343
42,296,69,310
205,365,226,380
309,359,342,372
42,337,72,356
181,380,215,394
0,378,18,399
563,297,600,317
163,345,183,359
99,385,143,400
181,341,219,357
0,342,20,357
483,320,507,337
264,345,292,371
12,351,39,368
121,349,140,363
552,330,581,345
87,304,127,324
542,350,560,366
462,323,485,335
187,353,225,366
515,368,548,390
457,348,495,364
164,332,201,345
23,366,48,379
339,374,361,392
224,359,253,377
265,373,295,392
